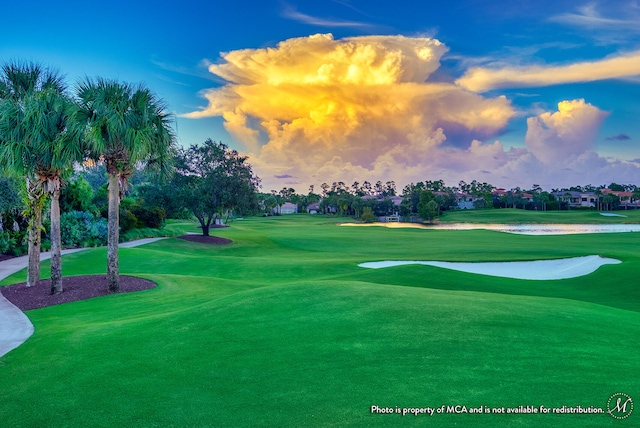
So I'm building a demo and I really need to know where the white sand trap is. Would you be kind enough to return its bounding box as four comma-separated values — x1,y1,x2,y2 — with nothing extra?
358,255,621,280
600,213,626,217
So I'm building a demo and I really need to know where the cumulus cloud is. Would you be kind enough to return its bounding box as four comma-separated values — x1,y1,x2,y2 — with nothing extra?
525,99,609,164
184,34,640,191
456,50,640,92
185,33,515,189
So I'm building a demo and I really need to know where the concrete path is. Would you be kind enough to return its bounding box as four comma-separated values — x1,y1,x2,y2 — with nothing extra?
0,237,166,359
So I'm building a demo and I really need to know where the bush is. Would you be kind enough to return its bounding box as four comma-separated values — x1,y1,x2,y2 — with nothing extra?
361,207,377,223
60,211,108,248
0,212,28,256
0,231,14,254
119,209,140,233
60,177,95,213
119,197,166,232
133,206,166,229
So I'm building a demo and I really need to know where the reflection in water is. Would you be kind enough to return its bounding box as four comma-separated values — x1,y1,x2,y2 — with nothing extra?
430,223,640,235
341,222,640,235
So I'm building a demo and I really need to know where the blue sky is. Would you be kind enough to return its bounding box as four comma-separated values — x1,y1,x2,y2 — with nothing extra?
3,0,640,192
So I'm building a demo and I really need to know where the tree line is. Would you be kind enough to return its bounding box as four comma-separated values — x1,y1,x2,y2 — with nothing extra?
260,179,640,222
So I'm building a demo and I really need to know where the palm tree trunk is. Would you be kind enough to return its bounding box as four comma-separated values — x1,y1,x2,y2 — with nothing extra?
50,188,62,294
107,173,120,293
25,178,45,288
26,205,42,288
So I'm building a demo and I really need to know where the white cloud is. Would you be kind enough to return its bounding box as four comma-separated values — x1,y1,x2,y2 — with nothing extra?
281,5,372,28
548,3,640,30
525,99,609,164
456,50,640,92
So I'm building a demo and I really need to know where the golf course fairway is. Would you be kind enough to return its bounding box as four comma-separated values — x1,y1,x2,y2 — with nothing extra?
1,214,638,427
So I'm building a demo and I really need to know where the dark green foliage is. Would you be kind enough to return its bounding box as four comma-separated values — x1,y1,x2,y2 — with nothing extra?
59,210,108,248
80,164,108,192
418,191,439,223
92,184,108,218
119,198,167,232
173,139,261,235
360,206,376,223
119,208,139,234
0,231,15,254
60,176,95,213
0,207,28,256
135,182,191,219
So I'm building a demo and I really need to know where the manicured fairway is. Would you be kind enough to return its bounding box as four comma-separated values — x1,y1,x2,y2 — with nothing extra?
1,214,638,427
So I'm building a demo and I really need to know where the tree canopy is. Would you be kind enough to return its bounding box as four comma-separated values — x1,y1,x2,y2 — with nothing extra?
173,139,260,236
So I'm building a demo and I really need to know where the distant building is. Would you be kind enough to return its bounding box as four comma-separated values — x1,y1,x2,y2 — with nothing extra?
307,202,320,214
278,202,298,214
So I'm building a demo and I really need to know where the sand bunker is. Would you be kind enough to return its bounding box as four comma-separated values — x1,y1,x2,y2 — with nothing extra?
358,255,621,280
600,213,626,217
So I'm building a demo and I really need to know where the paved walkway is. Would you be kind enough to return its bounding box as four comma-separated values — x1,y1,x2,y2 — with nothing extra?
0,238,166,358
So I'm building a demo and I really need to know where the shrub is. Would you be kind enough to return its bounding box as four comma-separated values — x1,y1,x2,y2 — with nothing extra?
119,209,140,233
361,207,377,223
60,177,95,213
0,210,28,256
0,231,13,254
133,205,166,229
60,211,108,248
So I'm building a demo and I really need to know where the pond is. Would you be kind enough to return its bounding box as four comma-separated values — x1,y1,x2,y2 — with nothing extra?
341,222,640,235
428,223,640,235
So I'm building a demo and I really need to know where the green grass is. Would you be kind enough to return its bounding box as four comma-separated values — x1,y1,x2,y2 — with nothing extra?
1,214,639,427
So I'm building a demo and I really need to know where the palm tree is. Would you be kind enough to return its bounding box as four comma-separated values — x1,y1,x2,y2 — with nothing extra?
0,83,84,294
0,61,67,288
76,78,176,292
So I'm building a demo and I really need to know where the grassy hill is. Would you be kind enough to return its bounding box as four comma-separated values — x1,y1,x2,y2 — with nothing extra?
1,214,638,427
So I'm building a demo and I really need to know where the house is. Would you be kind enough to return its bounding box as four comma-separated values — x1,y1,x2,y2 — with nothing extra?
601,188,640,208
389,196,403,207
551,191,596,208
307,202,320,214
552,191,581,207
579,193,597,207
455,192,475,209
278,202,298,214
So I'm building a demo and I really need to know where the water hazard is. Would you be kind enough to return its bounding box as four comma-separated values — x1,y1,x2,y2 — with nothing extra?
341,222,640,235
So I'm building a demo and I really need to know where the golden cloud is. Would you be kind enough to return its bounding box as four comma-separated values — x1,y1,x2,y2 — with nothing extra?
185,34,517,189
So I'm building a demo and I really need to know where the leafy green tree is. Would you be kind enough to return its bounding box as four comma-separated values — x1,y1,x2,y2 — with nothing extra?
360,206,376,223
0,85,83,293
60,176,95,213
76,78,176,292
418,191,438,223
173,139,260,236
79,163,108,192
0,61,82,291
609,183,625,192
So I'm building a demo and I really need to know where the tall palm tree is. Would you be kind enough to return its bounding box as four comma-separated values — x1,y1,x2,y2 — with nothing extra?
0,61,67,287
0,83,83,294
76,78,176,292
